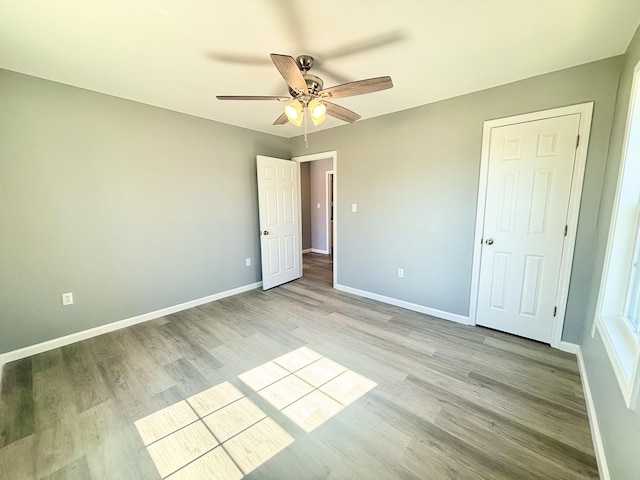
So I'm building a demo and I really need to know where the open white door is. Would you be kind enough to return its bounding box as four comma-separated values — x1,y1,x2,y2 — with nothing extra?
257,155,301,290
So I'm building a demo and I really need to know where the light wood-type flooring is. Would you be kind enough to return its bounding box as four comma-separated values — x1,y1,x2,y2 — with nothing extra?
0,253,598,479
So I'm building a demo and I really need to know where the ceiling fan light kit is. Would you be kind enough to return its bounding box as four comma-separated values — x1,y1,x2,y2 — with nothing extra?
216,52,393,133
284,99,304,126
308,99,327,125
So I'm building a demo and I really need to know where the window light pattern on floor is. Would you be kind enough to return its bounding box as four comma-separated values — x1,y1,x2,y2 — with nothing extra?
238,347,377,432
134,347,376,479
134,381,293,479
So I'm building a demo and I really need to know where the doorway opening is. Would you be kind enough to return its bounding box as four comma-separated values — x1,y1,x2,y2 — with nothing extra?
294,151,337,287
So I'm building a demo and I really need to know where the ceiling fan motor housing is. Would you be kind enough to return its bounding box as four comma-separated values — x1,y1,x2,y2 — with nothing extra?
289,74,324,98
296,54,314,72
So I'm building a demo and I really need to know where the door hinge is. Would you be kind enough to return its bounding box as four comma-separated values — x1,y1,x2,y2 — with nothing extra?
576,134,580,148
553,306,557,317
564,225,568,236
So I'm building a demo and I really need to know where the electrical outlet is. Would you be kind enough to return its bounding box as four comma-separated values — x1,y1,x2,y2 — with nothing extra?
352,203,358,213
245,258,251,266
61,292,74,306
316,203,321,209
397,268,404,278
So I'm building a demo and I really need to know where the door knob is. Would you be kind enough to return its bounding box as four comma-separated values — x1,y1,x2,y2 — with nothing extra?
262,230,270,235
484,238,494,245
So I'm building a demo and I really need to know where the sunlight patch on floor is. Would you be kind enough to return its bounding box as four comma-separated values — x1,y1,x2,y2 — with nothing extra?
134,347,376,478
239,347,377,432
134,381,292,479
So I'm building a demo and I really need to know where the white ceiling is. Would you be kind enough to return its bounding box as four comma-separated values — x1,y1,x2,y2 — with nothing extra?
2,1,640,138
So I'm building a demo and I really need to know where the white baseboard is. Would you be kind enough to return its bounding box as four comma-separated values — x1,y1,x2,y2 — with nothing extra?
558,341,580,354
0,281,262,368
302,248,312,254
311,248,330,254
577,347,610,480
334,283,471,325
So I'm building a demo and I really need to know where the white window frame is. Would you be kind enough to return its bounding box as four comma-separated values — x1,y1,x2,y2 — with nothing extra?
626,218,640,330
593,60,640,409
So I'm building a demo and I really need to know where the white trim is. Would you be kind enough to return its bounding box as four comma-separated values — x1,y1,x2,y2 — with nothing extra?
469,121,493,325
558,341,579,354
293,150,338,288
326,170,334,255
311,248,330,254
592,61,640,409
335,283,472,325
302,248,312,254
469,102,594,349
577,347,611,480
595,316,640,407
292,151,337,163
0,281,262,366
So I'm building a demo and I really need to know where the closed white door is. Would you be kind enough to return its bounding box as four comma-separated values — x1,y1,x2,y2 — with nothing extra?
257,155,301,290
476,114,580,343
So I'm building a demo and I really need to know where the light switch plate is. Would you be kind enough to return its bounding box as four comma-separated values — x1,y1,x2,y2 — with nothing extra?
351,203,357,213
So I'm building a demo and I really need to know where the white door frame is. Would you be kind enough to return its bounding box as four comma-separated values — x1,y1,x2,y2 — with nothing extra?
326,170,334,254
292,150,338,288
469,103,593,349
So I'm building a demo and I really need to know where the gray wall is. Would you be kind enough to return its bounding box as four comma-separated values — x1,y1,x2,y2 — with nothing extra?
310,158,333,252
291,57,621,342
580,24,640,480
300,161,311,250
0,69,289,354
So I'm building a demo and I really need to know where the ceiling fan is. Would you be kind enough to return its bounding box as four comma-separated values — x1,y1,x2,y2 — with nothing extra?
216,53,393,127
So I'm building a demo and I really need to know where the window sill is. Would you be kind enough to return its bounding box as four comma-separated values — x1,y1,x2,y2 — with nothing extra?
595,315,640,409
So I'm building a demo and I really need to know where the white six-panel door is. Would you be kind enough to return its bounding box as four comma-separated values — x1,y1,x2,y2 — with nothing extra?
476,114,581,343
257,155,301,290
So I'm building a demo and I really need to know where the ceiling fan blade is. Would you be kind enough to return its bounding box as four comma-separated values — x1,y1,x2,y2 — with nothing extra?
273,113,288,125
270,53,308,94
310,63,351,85
321,32,404,60
324,101,361,123
319,76,393,99
216,95,290,101
271,1,307,51
206,52,271,65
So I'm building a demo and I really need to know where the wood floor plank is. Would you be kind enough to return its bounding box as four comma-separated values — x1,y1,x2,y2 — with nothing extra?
405,368,593,455
0,358,34,447
33,420,82,478
39,456,92,480
434,398,599,479
432,348,587,413
482,335,579,370
95,356,160,423
32,350,78,435
60,343,111,413
64,398,158,480
0,433,35,479
130,322,184,367
0,253,598,479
